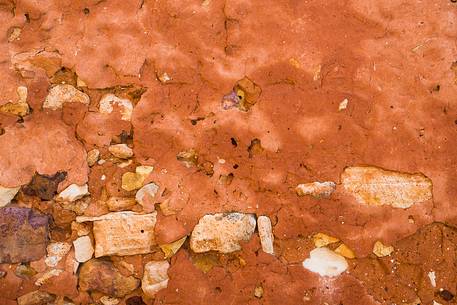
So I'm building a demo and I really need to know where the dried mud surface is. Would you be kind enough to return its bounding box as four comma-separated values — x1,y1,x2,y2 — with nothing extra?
1,0,457,304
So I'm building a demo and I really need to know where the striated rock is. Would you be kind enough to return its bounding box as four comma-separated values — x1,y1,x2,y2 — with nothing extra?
77,212,157,257
106,197,136,211
372,241,394,257
0,185,20,207
0,207,49,263
313,232,339,248
17,290,56,305
257,215,274,255
159,236,187,259
79,259,140,297
87,149,100,167
141,261,170,298
341,166,433,208
99,94,133,121
73,236,94,263
43,84,90,110
190,213,256,253
135,183,159,207
44,242,72,267
0,86,30,116
303,247,348,277
56,184,89,202
295,181,336,199
109,144,134,159
23,171,67,201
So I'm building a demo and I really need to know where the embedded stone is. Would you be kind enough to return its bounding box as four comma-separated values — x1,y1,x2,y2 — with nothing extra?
99,94,133,121
313,233,339,248
135,183,159,207
106,197,136,211
87,149,100,167
372,241,394,257
257,215,274,255
303,247,348,277
76,212,157,257
141,261,170,298
43,84,90,110
56,184,89,202
341,166,433,208
0,207,49,263
17,290,55,305
73,236,94,263
295,181,336,199
44,242,72,267
190,213,256,253
108,144,133,159
79,259,140,297
0,186,20,207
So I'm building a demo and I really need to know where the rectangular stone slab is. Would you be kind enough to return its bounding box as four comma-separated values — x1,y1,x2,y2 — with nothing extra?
0,207,49,263
77,211,157,257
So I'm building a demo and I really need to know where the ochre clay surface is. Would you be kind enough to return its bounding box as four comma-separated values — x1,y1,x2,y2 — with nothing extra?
1,0,457,304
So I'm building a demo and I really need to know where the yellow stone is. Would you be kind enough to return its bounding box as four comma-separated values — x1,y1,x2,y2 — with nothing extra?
121,172,144,191
373,241,394,257
334,244,355,259
313,233,339,248
159,236,187,259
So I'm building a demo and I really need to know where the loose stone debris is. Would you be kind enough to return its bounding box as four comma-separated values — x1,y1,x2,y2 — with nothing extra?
190,213,256,253
341,166,433,208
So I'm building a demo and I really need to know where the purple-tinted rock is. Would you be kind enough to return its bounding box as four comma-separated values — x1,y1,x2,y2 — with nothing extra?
0,207,49,263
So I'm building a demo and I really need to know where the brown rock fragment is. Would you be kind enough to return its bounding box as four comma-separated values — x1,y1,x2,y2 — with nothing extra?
247,138,264,158
176,149,198,168
0,207,49,263
22,171,67,200
17,291,55,305
78,259,140,297
341,166,433,208
222,77,262,111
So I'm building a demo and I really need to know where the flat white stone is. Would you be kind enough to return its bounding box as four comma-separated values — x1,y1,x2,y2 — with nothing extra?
43,84,90,110
56,184,89,202
303,247,348,277
99,93,133,121
190,213,256,253
73,236,94,263
142,261,170,298
257,215,274,255
0,186,20,207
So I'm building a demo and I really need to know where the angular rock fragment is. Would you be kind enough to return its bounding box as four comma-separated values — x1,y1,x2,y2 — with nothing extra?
73,236,94,263
121,166,153,192
159,236,187,259
22,171,67,200
222,77,261,111
77,212,157,257
79,259,140,297
0,185,20,207
135,183,159,207
341,166,433,208
56,184,89,202
43,84,90,110
34,269,63,286
0,207,49,263
257,215,274,255
106,197,136,211
334,243,355,259
141,261,170,298
0,86,30,116
313,232,339,248
109,144,133,159
295,181,336,199
17,290,55,305
190,213,256,253
44,242,72,267
372,241,394,257
99,94,133,121
176,149,198,168
303,247,348,277
87,149,100,167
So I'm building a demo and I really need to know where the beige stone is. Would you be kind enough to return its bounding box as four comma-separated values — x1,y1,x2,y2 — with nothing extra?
313,233,339,248
372,241,394,257
44,242,72,267
303,247,348,277
295,181,336,199
73,236,94,263
141,261,170,298
341,166,433,208
106,197,136,211
77,212,157,257
100,296,120,305
56,184,89,202
257,215,274,255
86,149,100,166
136,165,154,178
0,185,20,207
190,213,256,253
17,290,55,305
99,94,133,121
135,183,159,206
108,144,133,159
43,84,90,110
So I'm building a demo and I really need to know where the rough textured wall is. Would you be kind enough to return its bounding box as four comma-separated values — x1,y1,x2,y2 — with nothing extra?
1,0,457,304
